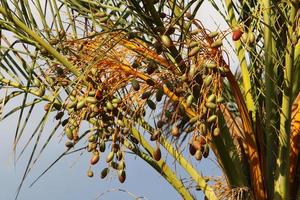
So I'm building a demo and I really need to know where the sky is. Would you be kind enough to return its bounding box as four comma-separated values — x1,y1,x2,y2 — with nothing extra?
0,1,234,199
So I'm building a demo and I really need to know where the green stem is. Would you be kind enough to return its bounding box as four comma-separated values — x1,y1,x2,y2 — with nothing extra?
0,77,58,103
129,128,194,200
48,0,60,37
212,111,249,187
65,6,78,38
260,0,276,198
274,3,298,199
137,119,217,200
34,0,51,38
51,0,64,32
224,0,255,116
159,137,217,200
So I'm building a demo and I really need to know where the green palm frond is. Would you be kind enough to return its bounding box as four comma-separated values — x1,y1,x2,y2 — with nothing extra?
0,1,299,200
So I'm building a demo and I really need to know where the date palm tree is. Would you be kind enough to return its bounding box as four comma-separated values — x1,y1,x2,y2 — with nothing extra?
0,0,299,199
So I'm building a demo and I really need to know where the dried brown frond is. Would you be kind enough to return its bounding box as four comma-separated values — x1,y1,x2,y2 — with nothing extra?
214,177,254,200
289,92,300,196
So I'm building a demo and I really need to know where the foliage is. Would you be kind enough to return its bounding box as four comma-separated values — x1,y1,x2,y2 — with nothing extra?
0,0,299,200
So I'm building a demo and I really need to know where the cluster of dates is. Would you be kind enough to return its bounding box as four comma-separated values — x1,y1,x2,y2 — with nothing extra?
41,17,230,181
